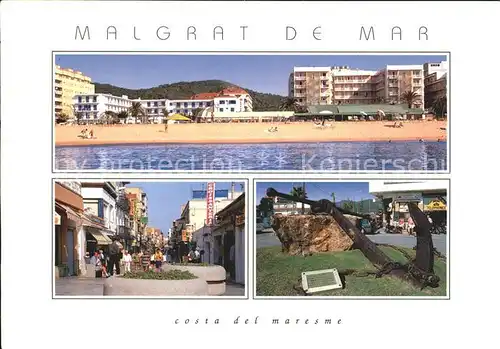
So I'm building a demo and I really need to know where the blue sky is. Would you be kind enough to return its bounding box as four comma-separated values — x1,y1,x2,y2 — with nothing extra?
126,181,245,233
256,182,373,204
56,54,447,95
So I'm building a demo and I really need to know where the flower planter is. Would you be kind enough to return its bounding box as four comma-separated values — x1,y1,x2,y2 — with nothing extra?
103,277,208,296
162,264,226,296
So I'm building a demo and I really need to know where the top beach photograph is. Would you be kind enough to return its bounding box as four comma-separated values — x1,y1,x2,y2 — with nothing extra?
53,53,449,172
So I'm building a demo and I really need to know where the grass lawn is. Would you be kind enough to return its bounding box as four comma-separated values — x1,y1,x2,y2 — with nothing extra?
256,246,447,297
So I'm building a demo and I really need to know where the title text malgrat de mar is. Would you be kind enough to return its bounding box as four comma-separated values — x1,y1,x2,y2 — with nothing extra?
74,25,429,41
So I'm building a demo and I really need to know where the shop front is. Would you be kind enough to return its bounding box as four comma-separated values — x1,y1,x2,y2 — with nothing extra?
214,193,246,285
54,182,84,278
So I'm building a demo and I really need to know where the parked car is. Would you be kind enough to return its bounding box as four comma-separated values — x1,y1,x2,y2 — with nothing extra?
359,218,372,234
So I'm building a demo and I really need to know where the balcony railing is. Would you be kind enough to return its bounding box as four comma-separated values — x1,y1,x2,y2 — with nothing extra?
294,76,306,80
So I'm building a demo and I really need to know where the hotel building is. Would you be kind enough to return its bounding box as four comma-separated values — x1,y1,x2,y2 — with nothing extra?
289,64,425,108
72,87,253,123
424,61,448,108
73,94,134,121
55,65,95,117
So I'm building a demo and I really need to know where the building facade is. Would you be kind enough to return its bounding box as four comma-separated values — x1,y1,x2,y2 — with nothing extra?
73,94,134,122
54,181,84,277
213,193,246,285
369,180,448,232
289,64,426,108
125,187,148,250
424,61,448,108
81,182,118,235
72,88,253,123
55,65,95,117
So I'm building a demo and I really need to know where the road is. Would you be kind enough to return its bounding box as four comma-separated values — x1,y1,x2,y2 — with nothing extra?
54,277,245,297
256,232,447,255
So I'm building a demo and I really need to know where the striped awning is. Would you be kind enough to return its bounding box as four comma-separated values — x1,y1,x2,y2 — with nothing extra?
85,227,112,245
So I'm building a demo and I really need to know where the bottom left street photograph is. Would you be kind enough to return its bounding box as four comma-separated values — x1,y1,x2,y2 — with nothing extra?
53,179,247,298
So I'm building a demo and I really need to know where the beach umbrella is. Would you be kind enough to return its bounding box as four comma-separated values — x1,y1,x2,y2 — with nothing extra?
360,111,368,116
377,110,386,117
167,114,191,121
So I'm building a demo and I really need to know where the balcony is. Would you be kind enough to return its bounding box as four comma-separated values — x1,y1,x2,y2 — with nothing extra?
294,76,306,81
294,93,305,98
294,85,305,90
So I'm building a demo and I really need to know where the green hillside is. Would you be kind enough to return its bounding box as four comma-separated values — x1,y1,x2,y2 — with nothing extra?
94,80,286,111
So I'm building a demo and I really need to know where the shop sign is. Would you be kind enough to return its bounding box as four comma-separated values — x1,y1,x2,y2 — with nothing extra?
54,212,61,225
424,200,447,211
206,182,215,226
394,193,422,202
236,214,245,226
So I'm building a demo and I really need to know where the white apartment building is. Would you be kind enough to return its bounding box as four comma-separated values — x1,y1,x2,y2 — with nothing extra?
332,66,378,105
73,94,133,121
289,64,426,108
81,182,118,235
73,87,253,123
424,61,448,80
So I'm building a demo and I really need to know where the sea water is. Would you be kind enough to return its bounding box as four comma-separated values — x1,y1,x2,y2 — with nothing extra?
55,141,447,171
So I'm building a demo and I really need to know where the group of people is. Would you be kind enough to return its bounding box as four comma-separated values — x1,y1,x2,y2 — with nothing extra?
85,239,131,278
78,128,95,139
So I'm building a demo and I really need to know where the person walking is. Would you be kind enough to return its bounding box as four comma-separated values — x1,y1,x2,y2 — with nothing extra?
108,239,121,276
140,250,151,272
154,249,163,272
122,250,132,273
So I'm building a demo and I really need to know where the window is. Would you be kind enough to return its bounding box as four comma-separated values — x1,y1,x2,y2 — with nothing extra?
229,100,236,105
93,105,97,110
230,108,235,112
219,108,224,112
93,97,97,102
85,97,89,102
154,102,158,107
219,100,225,104
78,96,82,103
192,102,196,107
147,102,150,107
184,103,188,107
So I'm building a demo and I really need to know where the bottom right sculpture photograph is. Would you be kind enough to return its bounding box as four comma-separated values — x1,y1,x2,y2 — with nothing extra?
254,179,449,298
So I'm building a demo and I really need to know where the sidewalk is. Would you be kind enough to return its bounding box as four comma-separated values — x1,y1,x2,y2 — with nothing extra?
54,277,105,296
54,276,245,297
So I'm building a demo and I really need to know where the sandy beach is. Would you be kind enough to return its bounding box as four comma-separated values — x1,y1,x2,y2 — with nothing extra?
55,121,448,147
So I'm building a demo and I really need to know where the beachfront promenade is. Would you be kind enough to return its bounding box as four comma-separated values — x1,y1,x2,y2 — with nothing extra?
55,121,447,147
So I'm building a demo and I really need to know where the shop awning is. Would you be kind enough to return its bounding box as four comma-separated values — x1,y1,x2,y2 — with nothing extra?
55,202,82,223
86,227,112,245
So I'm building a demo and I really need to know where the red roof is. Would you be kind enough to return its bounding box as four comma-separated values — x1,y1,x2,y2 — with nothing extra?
190,92,219,100
189,87,248,100
220,87,248,95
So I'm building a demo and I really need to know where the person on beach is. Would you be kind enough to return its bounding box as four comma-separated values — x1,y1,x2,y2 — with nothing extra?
164,122,168,133
89,129,94,138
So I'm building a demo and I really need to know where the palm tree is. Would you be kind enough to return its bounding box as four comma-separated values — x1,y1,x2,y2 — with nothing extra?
290,184,307,214
129,102,146,124
162,108,170,122
72,105,83,125
280,97,300,112
100,110,117,124
401,91,418,109
432,96,447,118
117,110,129,123
331,192,336,205
56,113,69,124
